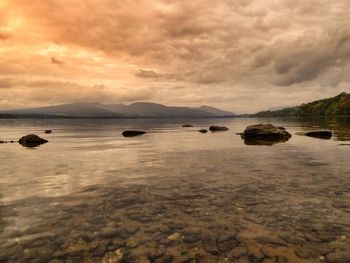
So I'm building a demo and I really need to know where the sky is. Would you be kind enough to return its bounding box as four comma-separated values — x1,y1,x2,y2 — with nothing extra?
0,0,350,113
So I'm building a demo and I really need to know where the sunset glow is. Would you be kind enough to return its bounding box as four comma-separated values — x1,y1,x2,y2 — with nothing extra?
1,0,350,112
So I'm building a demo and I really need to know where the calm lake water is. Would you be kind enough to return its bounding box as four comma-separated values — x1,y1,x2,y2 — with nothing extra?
1,117,350,263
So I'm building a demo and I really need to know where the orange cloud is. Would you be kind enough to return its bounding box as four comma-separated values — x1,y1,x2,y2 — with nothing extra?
51,57,65,66
0,0,349,112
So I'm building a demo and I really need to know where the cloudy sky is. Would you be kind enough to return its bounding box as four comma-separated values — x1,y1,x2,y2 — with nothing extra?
0,0,350,113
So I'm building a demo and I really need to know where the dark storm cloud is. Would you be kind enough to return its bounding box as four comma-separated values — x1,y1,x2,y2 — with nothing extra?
270,28,350,86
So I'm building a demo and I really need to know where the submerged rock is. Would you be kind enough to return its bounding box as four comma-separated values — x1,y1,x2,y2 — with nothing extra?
182,124,193,127
45,130,53,134
326,250,350,263
19,134,48,147
199,129,208,133
209,126,229,132
167,233,181,241
296,130,332,139
240,124,291,145
122,130,146,137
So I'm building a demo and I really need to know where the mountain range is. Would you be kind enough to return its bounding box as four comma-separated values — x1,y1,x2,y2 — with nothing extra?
256,92,350,117
0,102,235,118
2,92,350,118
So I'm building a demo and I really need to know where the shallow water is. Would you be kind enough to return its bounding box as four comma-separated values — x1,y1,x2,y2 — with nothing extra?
1,117,350,262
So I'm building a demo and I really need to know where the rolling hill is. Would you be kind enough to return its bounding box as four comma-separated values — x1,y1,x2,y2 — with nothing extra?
256,92,350,117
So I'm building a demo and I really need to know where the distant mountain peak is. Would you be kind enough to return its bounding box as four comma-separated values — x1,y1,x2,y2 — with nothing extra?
1,102,235,118
197,105,234,116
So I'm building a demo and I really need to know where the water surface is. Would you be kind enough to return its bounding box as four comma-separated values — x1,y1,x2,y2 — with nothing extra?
1,118,350,262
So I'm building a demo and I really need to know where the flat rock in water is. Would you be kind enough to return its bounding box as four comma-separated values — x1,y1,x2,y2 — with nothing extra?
241,124,291,145
199,129,208,133
182,124,193,127
122,130,146,137
209,126,229,132
296,130,332,139
19,134,48,147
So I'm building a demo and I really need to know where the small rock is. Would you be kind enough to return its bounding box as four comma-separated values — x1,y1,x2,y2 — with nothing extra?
182,124,193,127
229,246,248,259
45,130,52,134
147,247,165,260
255,236,287,246
167,233,181,241
166,221,188,230
199,129,208,133
159,239,171,245
145,225,171,234
178,251,198,262
0,251,10,262
19,134,48,147
326,250,350,263
295,248,312,259
183,233,201,244
217,232,237,243
303,232,321,242
48,260,64,263
124,225,139,235
102,248,124,263
98,227,119,238
122,130,146,137
209,126,229,132
92,244,107,257
126,237,140,248
218,239,238,252
202,238,218,255
0,140,14,144
158,254,174,263
296,130,332,139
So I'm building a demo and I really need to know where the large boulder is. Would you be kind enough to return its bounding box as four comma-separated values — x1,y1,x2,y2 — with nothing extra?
296,130,332,139
240,124,291,145
19,134,48,147
209,126,229,132
122,130,146,137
